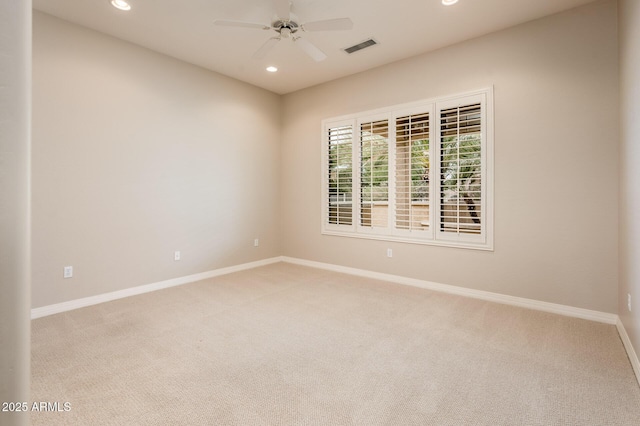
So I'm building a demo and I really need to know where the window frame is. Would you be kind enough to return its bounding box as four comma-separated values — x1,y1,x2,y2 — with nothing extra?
321,88,494,251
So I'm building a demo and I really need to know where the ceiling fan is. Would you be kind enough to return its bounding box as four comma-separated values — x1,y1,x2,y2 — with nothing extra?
213,0,353,62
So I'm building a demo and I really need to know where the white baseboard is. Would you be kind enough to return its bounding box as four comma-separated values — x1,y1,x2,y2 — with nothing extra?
616,318,640,387
31,257,283,319
33,255,617,325
281,256,618,325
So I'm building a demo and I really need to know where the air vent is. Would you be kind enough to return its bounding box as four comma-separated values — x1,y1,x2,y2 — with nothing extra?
343,38,378,54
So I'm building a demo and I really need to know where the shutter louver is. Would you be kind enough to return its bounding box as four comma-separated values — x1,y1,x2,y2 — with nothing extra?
360,120,389,228
328,125,353,225
439,103,482,235
395,112,430,231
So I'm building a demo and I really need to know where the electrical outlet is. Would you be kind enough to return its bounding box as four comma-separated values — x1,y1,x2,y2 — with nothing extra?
254,238,259,247
174,251,181,261
387,248,393,258
63,266,73,279
628,294,632,312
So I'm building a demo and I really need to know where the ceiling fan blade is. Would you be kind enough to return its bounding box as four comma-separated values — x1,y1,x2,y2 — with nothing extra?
213,20,270,30
273,0,291,21
253,37,280,60
294,37,327,62
302,18,353,32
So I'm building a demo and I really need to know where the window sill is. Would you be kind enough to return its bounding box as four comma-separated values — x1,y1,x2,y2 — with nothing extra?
321,229,494,251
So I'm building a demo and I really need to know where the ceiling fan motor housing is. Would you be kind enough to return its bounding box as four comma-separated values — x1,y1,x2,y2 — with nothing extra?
273,19,299,38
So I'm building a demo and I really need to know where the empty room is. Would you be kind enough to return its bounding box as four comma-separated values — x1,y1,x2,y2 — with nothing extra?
2,0,640,424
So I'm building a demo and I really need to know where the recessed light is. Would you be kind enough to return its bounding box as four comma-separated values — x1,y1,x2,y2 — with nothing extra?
110,0,131,11
266,66,278,73
442,0,459,5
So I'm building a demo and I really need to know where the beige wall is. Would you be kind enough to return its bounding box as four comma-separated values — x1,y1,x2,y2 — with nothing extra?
32,12,281,308
619,0,640,359
281,0,619,313
1,1,31,424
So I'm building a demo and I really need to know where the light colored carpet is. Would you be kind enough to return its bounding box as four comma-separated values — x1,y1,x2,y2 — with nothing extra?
31,262,640,425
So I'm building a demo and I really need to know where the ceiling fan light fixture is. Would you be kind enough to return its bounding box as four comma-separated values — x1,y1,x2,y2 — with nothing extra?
442,0,459,5
280,27,292,39
266,66,278,73
110,0,131,11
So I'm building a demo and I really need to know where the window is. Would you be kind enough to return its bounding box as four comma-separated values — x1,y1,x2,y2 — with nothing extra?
322,88,493,250
327,124,353,226
396,111,430,232
360,119,389,229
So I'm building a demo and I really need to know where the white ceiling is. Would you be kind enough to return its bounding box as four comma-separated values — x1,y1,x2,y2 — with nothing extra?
33,0,597,95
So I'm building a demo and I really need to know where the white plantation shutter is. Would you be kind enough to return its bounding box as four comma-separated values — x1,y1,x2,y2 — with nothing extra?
359,120,389,228
395,112,430,232
322,88,493,250
327,124,354,226
437,97,485,242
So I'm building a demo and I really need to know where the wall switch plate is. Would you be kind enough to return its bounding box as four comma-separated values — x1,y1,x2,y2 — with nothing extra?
174,251,181,261
387,248,393,258
63,266,73,278
254,239,259,247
